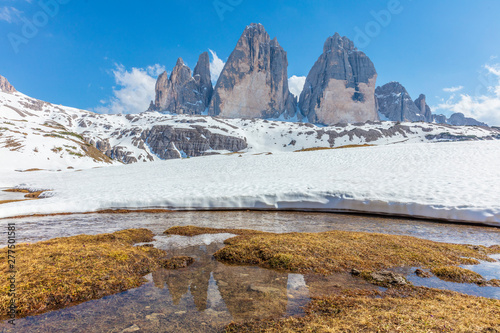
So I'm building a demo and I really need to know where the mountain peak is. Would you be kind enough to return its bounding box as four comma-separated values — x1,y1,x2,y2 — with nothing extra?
0,75,16,93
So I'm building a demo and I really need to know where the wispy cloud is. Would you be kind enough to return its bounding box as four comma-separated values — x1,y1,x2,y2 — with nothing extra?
95,64,165,114
443,86,464,93
0,6,22,23
288,75,306,100
434,63,500,126
209,49,225,85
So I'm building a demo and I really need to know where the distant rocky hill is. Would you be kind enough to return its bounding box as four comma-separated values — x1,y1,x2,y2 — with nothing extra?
376,81,487,126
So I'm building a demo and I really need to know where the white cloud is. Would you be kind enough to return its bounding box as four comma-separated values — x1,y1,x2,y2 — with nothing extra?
209,49,225,85
433,63,500,126
288,75,306,100
443,86,464,93
0,6,22,23
95,64,165,114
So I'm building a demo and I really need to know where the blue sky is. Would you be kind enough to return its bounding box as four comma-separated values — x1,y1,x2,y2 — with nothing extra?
1,0,500,124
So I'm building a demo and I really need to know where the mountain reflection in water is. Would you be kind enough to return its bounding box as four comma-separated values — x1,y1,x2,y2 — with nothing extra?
2,239,377,333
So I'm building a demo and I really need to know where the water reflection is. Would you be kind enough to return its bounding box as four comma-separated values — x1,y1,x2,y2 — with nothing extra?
1,236,377,333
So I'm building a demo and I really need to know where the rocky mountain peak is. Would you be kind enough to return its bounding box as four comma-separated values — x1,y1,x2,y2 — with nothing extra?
376,82,424,122
0,75,16,93
151,53,213,115
208,23,296,119
323,33,355,53
299,33,378,125
414,94,433,122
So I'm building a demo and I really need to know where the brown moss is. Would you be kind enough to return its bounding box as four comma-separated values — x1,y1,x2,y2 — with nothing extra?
225,286,500,332
206,228,498,274
0,229,171,320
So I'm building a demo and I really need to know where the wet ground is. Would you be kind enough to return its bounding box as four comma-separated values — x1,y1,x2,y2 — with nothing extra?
0,211,499,332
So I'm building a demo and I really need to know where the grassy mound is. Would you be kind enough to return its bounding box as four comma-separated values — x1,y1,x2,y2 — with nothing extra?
0,229,185,320
225,286,500,332
205,229,499,274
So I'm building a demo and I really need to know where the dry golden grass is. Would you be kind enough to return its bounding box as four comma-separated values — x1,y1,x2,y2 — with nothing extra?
294,144,373,152
206,228,500,274
2,189,30,193
225,286,500,332
0,229,182,320
0,199,29,205
163,225,265,237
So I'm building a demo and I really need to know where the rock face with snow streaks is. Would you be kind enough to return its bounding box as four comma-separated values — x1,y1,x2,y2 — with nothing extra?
376,82,425,122
208,23,296,119
152,52,213,114
299,33,379,125
141,125,247,160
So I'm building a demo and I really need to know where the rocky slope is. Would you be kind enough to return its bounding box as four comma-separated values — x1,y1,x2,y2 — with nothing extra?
299,33,379,125
151,53,213,114
208,23,296,119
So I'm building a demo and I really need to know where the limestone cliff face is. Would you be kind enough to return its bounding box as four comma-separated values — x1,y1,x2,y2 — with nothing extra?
152,52,213,114
376,82,425,122
208,23,296,119
299,33,378,125
414,94,433,122
0,75,16,93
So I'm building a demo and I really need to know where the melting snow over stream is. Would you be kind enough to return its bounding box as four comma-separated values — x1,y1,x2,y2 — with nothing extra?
1,140,500,226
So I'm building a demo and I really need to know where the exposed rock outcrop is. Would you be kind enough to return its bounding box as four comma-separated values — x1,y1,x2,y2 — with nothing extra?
414,94,433,122
142,125,247,160
376,82,426,122
299,33,379,125
208,23,296,119
0,75,16,93
152,52,213,114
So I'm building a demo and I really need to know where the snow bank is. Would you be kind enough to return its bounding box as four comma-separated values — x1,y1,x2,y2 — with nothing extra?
1,140,499,226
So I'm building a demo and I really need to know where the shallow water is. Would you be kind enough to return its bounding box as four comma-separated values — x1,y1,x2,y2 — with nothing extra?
0,235,378,333
1,211,499,332
2,210,500,247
